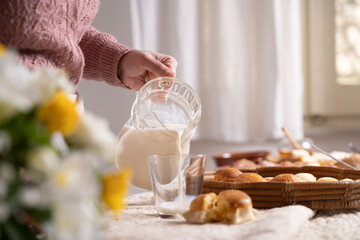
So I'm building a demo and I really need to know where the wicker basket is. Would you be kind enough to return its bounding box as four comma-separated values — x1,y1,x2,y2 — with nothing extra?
202,166,360,210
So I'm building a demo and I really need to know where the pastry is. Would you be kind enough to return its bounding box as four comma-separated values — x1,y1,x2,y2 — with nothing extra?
256,160,277,167
232,159,256,169
234,173,266,183
295,173,316,182
340,178,354,182
264,177,274,182
335,154,360,170
214,168,242,182
189,193,217,212
217,190,257,224
183,193,219,223
317,177,338,182
270,174,302,183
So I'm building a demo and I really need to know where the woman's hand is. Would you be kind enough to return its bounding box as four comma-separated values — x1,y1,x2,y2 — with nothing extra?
117,50,177,90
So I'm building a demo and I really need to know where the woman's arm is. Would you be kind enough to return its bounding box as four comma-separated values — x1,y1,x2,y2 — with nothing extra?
79,26,133,87
80,26,177,90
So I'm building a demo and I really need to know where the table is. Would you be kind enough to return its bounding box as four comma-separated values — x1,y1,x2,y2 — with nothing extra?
100,192,360,240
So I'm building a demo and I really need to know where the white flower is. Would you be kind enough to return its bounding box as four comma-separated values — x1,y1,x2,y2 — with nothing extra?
51,151,99,199
66,112,116,162
50,200,99,240
0,52,75,122
29,68,75,104
49,151,100,240
0,53,35,121
51,132,70,156
18,184,50,207
27,146,60,175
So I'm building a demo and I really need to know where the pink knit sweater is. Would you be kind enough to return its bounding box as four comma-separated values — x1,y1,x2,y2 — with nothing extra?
0,0,133,87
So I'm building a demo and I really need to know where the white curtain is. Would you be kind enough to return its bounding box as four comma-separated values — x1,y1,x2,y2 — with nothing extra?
130,0,303,143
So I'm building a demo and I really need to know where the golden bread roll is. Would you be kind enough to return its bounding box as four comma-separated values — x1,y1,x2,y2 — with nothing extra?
295,173,316,182
234,173,266,183
264,177,274,182
317,177,338,182
183,193,219,223
256,160,277,167
335,154,360,169
232,159,256,169
340,178,354,182
217,190,257,224
270,174,302,183
189,193,217,211
214,168,242,182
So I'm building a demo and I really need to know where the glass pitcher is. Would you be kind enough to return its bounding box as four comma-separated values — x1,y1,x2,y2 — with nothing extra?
116,77,201,190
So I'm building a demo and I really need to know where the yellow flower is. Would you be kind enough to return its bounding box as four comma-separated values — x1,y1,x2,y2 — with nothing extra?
0,43,6,56
37,91,79,136
55,171,68,186
102,167,132,218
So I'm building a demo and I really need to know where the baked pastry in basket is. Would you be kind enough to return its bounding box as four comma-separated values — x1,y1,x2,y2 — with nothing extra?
232,159,257,169
295,173,316,182
340,178,354,182
234,173,266,183
270,174,302,183
335,154,360,170
317,177,338,182
264,177,274,182
214,168,242,182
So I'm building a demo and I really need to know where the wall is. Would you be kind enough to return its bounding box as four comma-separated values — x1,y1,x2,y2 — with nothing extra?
77,0,135,134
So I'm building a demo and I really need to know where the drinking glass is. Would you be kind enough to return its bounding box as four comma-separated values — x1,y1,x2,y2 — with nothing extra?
147,154,207,218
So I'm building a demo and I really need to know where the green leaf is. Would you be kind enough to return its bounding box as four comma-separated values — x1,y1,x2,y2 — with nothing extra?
1,217,39,240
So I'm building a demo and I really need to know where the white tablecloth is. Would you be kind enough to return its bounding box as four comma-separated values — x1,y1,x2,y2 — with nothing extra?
100,192,349,240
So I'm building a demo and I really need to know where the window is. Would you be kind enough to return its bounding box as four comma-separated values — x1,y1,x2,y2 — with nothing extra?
335,0,360,85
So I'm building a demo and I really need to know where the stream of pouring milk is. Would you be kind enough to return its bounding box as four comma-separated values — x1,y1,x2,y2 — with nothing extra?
157,131,195,215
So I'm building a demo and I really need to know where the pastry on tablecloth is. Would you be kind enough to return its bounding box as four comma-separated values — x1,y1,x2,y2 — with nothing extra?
182,193,219,224
183,190,257,225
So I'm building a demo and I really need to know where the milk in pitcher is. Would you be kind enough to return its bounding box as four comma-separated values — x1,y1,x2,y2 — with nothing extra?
116,77,201,191
116,124,192,190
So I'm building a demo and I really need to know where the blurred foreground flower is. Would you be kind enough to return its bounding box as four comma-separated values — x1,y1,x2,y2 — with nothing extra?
37,91,79,136
0,45,130,240
102,167,132,218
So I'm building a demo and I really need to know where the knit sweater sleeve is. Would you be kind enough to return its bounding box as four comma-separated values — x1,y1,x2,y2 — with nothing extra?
79,26,134,86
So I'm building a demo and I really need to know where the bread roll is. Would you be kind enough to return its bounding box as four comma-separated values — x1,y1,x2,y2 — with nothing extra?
264,177,274,182
295,173,316,182
214,168,242,182
183,193,219,223
232,159,256,169
340,178,354,182
256,160,277,167
189,193,217,211
270,174,302,183
234,173,266,183
217,190,257,224
317,177,338,182
335,154,360,170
